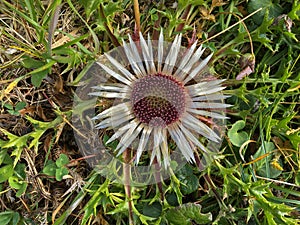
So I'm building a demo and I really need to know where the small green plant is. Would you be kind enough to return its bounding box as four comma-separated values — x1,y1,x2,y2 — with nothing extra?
164,203,212,225
8,163,28,197
0,211,20,225
3,102,26,116
43,154,69,181
0,150,27,197
0,115,63,167
21,55,54,87
176,164,199,195
228,120,249,147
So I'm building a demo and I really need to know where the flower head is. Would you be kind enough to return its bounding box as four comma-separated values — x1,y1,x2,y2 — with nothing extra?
90,31,229,168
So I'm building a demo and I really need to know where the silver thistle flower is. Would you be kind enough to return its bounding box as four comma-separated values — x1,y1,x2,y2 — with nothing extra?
89,31,230,168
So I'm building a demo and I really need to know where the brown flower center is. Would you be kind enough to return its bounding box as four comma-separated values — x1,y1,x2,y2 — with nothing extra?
131,73,186,127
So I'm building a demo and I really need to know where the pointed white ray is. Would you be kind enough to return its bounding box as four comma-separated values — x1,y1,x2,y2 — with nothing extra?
183,53,213,84
122,39,143,78
192,94,230,101
150,128,170,168
92,102,130,120
189,86,226,97
187,80,227,97
147,33,156,74
128,35,147,76
89,85,131,99
150,128,162,165
178,123,208,153
95,111,134,129
173,125,196,162
91,83,129,91
116,120,143,155
186,108,228,119
105,121,135,144
139,33,157,74
157,30,164,73
139,32,150,74
136,125,153,165
104,53,137,81
99,105,129,120
188,79,226,90
177,45,205,80
160,128,170,168
168,124,195,162
162,34,182,75
181,113,220,142
96,62,132,86
89,91,129,99
174,40,198,79
190,102,231,109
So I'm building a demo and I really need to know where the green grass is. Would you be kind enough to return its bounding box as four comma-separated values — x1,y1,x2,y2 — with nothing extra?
0,0,299,224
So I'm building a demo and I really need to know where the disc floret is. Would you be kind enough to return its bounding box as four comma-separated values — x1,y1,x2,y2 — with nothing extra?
131,73,186,127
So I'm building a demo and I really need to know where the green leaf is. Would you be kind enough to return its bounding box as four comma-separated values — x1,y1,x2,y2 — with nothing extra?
8,174,28,197
78,0,101,19
15,163,26,179
104,1,122,18
0,128,28,167
165,203,212,225
142,201,162,218
4,103,13,110
295,172,300,186
15,101,26,111
107,201,127,215
0,150,13,166
52,48,77,64
7,109,18,116
176,164,199,195
11,211,20,225
166,193,179,206
4,102,26,116
24,0,38,22
179,174,199,195
287,131,300,150
56,154,69,167
26,116,63,153
0,164,14,183
103,134,118,150
248,181,298,224
254,142,282,178
42,160,57,176
22,55,44,69
8,176,23,189
248,0,283,25
0,210,20,225
15,182,28,197
228,120,249,147
0,211,14,225
288,0,300,20
177,164,193,176
29,59,55,87
178,0,205,11
70,60,95,85
31,69,49,87
81,179,110,225
55,167,69,181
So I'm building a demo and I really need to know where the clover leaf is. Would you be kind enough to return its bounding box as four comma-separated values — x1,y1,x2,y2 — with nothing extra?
228,120,249,147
